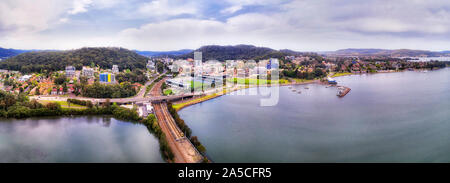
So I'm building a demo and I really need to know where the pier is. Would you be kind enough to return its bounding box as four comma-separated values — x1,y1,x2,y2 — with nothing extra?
337,86,351,97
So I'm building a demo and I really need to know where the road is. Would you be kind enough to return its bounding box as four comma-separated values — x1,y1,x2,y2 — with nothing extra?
30,73,197,104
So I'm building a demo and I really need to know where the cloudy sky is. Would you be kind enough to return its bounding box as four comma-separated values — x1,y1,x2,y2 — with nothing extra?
0,0,449,51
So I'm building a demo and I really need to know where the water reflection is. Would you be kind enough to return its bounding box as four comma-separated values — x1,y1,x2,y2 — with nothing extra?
0,116,163,163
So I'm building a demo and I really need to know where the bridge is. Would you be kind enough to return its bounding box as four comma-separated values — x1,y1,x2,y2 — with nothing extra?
31,93,201,105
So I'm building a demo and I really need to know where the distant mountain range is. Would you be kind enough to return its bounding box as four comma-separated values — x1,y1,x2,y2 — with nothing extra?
0,47,193,59
2,46,449,62
135,49,193,57
0,47,31,59
176,44,309,61
324,48,450,57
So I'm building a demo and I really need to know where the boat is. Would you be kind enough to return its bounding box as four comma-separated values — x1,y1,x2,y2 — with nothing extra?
297,91,302,94
304,87,309,89
327,77,337,84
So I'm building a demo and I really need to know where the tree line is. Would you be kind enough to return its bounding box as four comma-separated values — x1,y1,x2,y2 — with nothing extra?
167,102,207,157
82,82,137,98
0,47,147,73
0,91,175,162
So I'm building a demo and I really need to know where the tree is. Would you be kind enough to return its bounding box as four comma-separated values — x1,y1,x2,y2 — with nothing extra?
313,68,325,78
54,75,67,85
35,87,40,95
79,76,88,85
63,83,68,93
45,102,61,111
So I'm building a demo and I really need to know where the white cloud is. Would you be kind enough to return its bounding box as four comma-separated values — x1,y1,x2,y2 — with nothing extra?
0,0,72,36
59,18,69,23
68,0,93,15
137,0,197,17
220,5,242,14
1,0,449,51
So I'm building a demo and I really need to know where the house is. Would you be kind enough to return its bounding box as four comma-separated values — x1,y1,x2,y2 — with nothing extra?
132,83,143,91
51,88,58,95
144,102,153,114
58,87,64,95
88,78,95,85
68,87,75,93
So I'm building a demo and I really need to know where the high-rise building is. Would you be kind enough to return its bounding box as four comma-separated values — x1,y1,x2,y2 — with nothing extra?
112,65,119,73
99,73,115,83
65,66,76,78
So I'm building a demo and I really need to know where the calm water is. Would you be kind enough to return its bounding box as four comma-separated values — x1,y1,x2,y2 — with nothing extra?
0,116,164,163
406,57,450,62
180,68,450,162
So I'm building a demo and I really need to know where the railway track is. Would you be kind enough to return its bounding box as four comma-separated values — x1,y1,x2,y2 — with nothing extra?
154,103,184,140
151,78,203,163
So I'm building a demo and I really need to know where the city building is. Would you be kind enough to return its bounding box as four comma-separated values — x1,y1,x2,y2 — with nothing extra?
82,67,94,78
112,65,119,73
267,58,279,69
147,60,156,70
99,73,115,83
65,66,76,78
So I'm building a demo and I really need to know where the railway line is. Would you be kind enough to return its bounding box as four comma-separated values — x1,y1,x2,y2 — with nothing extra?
151,78,203,163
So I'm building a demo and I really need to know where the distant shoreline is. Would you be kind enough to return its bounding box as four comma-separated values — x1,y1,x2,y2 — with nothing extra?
175,67,448,111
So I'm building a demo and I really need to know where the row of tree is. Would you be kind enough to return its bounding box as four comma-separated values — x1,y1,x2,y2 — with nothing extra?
82,82,137,98
167,102,207,156
0,47,147,73
282,68,327,80
67,99,94,108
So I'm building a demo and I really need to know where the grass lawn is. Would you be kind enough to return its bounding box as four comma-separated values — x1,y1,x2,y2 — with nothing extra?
191,81,210,90
38,100,87,109
163,89,173,96
330,72,353,78
172,85,251,111
227,78,289,85
173,93,217,110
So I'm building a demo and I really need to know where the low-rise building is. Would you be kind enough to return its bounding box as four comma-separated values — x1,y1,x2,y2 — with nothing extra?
18,75,32,82
51,88,58,95
147,60,156,70
82,67,94,78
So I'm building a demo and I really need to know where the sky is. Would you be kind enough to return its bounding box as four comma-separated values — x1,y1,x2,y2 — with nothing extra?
0,0,449,51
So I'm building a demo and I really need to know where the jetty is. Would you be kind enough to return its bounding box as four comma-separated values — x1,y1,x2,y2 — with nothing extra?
337,86,351,97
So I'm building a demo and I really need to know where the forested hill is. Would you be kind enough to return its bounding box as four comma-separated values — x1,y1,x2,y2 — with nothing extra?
326,48,450,57
135,49,193,57
0,47,147,73
177,45,306,61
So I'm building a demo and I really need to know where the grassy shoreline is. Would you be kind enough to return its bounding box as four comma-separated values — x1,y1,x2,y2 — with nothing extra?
173,79,317,112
